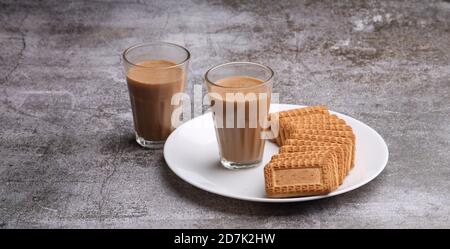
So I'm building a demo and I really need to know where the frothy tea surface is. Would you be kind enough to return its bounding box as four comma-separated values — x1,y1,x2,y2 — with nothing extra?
215,76,264,88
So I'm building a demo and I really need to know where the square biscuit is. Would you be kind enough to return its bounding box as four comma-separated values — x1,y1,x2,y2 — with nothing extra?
279,114,346,132
271,106,329,145
282,123,353,145
285,134,353,173
269,151,340,188
290,132,355,169
279,142,348,184
276,105,329,119
264,152,338,198
292,130,355,167
279,115,348,146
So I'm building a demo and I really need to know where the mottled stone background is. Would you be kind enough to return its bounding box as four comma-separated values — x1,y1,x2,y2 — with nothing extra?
0,0,449,228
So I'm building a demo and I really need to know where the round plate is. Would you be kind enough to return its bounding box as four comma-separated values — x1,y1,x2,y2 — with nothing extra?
164,104,389,203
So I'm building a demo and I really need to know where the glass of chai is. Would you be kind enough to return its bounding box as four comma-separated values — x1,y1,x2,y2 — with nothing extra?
122,42,190,148
205,62,274,169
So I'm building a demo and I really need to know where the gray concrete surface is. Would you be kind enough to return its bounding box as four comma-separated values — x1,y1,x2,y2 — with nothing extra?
1,0,449,228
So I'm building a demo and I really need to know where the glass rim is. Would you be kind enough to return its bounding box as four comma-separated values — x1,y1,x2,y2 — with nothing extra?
122,41,191,69
204,61,274,90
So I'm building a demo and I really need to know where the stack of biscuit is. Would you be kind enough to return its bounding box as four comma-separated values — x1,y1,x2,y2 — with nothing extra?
264,106,356,198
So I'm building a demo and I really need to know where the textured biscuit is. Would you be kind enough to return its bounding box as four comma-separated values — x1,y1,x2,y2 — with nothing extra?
279,142,348,183
270,151,339,188
272,106,329,145
285,134,353,172
289,132,355,168
281,123,353,146
294,129,355,166
264,152,338,198
276,105,329,119
271,150,341,185
265,106,357,198
279,115,348,146
280,114,346,126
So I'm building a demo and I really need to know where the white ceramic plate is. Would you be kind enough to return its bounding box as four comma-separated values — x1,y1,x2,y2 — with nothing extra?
164,104,389,203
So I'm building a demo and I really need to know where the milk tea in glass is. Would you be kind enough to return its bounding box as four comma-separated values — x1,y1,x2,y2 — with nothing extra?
205,62,274,169
122,42,190,148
